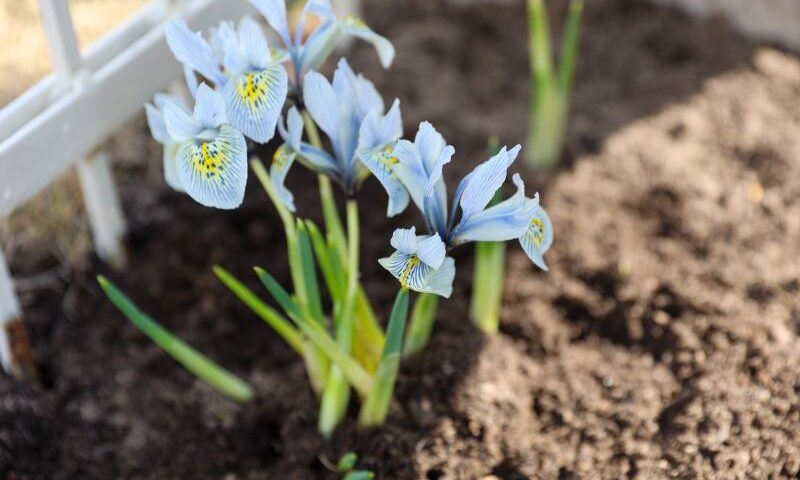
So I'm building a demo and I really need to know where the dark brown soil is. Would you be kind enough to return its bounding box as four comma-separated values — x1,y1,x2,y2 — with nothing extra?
3,0,800,478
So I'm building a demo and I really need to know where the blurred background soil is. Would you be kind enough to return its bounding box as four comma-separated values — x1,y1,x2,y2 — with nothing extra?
2,0,800,478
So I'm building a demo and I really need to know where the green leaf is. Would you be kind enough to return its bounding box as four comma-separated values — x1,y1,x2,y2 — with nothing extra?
343,471,375,480
559,0,583,96
97,275,253,403
297,220,325,325
358,288,409,427
254,268,374,397
212,266,304,354
337,452,358,472
305,219,345,301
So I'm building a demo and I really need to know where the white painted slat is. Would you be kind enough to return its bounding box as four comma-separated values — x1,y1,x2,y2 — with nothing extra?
0,0,257,217
0,249,21,372
76,152,127,265
38,0,84,77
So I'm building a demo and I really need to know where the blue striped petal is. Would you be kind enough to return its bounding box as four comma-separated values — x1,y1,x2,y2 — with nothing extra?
450,174,538,245
457,145,521,224
340,15,395,68
145,103,170,144
176,125,248,209
378,252,454,298
519,205,553,271
163,143,184,192
164,20,225,86
303,70,339,144
194,83,227,129
223,63,288,143
416,234,446,269
389,227,417,254
163,99,202,143
357,100,407,216
359,145,409,217
298,20,340,74
248,0,292,48
270,144,297,212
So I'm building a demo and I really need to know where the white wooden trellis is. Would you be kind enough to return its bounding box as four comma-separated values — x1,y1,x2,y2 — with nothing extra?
0,0,362,377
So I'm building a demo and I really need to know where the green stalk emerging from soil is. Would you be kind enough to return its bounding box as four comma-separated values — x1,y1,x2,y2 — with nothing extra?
251,158,329,394
525,0,583,169
319,200,360,436
302,110,385,372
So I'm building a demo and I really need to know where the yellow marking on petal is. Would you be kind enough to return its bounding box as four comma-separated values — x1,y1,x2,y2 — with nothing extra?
343,15,369,29
378,146,399,169
236,71,270,111
529,217,545,245
189,141,227,181
399,255,420,288
272,145,289,169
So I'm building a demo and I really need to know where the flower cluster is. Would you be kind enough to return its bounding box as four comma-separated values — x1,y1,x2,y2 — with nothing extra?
131,0,555,432
145,0,393,209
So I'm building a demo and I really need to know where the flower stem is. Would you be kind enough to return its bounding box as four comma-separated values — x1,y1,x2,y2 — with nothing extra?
470,239,507,333
302,109,384,370
403,293,439,357
319,200,360,436
251,157,329,393
525,0,583,169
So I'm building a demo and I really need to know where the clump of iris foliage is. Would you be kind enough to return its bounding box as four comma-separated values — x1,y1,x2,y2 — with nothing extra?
100,0,553,436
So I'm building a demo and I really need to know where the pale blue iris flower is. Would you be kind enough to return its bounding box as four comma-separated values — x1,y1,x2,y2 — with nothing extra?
248,0,394,88
271,59,402,211
375,122,552,295
145,92,186,192
164,16,288,143
159,83,248,209
378,227,455,298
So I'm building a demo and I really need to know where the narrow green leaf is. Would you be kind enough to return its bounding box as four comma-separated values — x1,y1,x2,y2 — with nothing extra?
254,268,374,397
254,267,304,320
213,266,327,392
212,266,304,354
558,0,584,96
305,219,345,301
358,288,409,427
528,0,554,81
297,220,325,325
97,275,253,403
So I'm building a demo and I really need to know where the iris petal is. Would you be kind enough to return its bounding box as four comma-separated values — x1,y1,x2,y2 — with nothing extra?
340,15,395,68
389,227,417,254
359,145,409,217
145,103,170,144
378,252,454,298
270,145,297,212
451,174,538,244
163,143,184,192
176,125,248,209
458,145,521,224
519,205,553,271
223,63,288,143
164,20,225,86
248,0,292,48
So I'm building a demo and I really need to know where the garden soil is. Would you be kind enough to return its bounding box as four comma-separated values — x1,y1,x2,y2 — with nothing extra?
2,0,800,478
